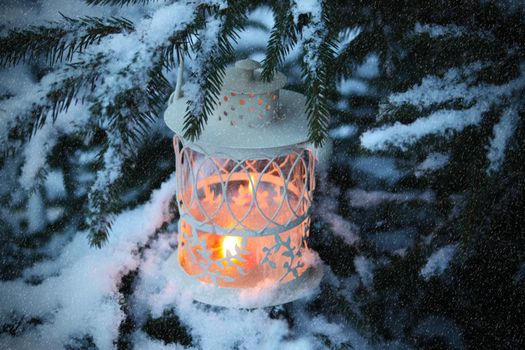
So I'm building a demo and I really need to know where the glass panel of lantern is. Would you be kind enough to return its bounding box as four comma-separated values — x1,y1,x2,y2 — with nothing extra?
175,138,315,287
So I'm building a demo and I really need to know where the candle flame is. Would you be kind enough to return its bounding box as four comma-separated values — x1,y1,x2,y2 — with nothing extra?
222,235,242,257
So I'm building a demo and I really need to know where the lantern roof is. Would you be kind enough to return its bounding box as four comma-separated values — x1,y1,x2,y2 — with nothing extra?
164,59,311,158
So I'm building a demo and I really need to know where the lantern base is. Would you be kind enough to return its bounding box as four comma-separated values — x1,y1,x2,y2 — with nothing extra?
166,250,323,308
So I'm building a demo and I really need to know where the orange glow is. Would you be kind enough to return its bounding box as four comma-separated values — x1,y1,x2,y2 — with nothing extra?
176,146,314,288
222,235,243,257
181,151,309,232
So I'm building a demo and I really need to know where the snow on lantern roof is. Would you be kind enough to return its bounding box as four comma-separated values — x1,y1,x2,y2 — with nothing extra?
164,59,311,158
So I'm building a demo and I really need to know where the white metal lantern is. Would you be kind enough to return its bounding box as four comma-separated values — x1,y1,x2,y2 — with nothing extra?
164,59,323,308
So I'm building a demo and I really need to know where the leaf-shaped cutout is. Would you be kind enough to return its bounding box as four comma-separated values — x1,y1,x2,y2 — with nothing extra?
210,274,218,286
220,275,235,282
282,250,294,258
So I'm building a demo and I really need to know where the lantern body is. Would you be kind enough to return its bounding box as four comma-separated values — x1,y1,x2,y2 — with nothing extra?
164,59,322,307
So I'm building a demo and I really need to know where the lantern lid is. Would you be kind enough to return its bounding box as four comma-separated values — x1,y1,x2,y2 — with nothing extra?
221,59,287,94
164,59,311,158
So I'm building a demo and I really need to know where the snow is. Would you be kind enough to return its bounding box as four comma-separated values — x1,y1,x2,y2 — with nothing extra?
316,173,360,245
132,332,187,350
348,189,435,208
90,1,195,111
328,124,357,139
184,13,223,118
337,77,369,96
19,103,89,190
486,106,519,173
246,5,274,30
361,64,525,152
235,27,271,51
27,191,46,234
19,125,57,189
336,27,362,55
412,315,465,349
1,67,57,188
148,3,195,44
387,64,481,109
44,170,66,201
293,0,321,15
5,1,196,193
336,99,349,111
350,156,404,184
368,228,417,253
292,0,326,80
415,153,450,177
355,54,380,79
354,256,374,288
0,174,178,349
361,105,483,151
420,245,457,280
414,23,465,37
249,52,266,63
46,207,65,223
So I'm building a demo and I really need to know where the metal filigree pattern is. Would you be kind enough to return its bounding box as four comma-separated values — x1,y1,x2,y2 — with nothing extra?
174,137,315,287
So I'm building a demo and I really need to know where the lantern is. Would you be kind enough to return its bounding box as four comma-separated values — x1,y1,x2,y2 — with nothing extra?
164,59,323,308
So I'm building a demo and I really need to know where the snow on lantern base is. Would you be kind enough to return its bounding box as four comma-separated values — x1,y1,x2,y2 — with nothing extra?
164,59,323,308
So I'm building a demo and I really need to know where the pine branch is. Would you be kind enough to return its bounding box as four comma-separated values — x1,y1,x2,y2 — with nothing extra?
85,119,126,247
31,59,103,135
182,1,247,141
1,63,101,157
146,62,173,115
260,1,297,82
87,154,117,248
335,29,385,78
298,1,338,147
0,15,134,66
158,9,205,70
0,58,104,192
86,59,171,247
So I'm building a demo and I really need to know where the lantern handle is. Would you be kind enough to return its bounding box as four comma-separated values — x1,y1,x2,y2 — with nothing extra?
174,53,184,100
